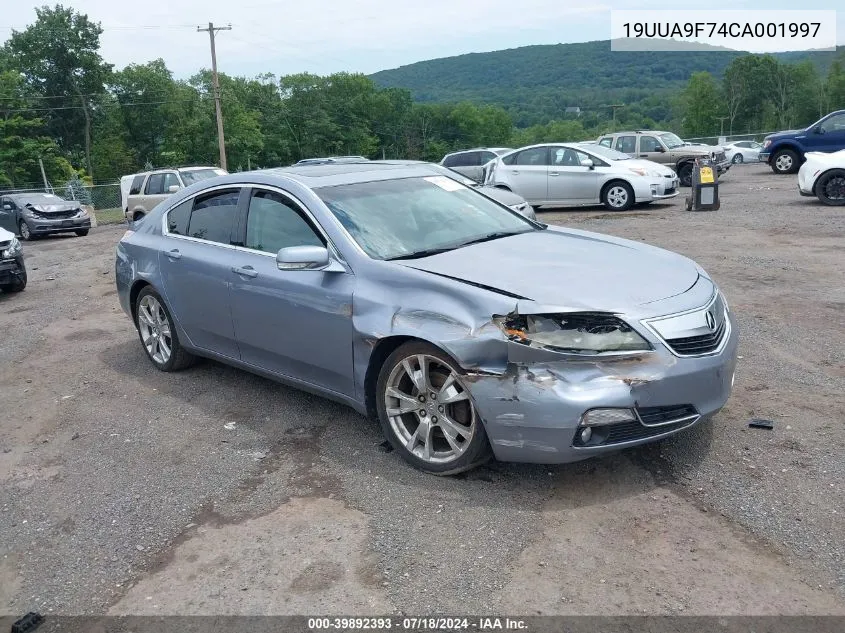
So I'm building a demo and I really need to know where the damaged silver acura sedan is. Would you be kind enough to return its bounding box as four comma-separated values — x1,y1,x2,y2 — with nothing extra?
115,163,738,475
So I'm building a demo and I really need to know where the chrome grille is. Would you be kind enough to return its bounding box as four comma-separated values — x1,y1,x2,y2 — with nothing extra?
666,318,726,355
637,404,698,426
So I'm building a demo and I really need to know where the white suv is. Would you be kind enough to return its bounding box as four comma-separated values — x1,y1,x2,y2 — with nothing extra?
125,166,227,221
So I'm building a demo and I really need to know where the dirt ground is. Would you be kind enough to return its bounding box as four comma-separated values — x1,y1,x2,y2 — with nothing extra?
0,165,843,617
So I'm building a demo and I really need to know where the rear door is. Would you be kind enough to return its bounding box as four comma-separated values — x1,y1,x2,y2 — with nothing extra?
158,188,242,359
228,187,355,395
503,147,549,202
613,135,637,157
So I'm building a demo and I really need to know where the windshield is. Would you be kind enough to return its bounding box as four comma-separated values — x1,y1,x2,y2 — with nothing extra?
577,144,631,161
659,133,684,149
180,169,226,185
314,176,536,260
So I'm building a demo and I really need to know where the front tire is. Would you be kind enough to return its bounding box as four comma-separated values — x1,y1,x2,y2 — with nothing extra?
732,153,743,164
18,221,33,241
678,163,693,187
815,169,845,206
0,269,26,293
771,149,799,174
376,341,491,475
601,181,635,211
75,229,89,237
135,287,196,372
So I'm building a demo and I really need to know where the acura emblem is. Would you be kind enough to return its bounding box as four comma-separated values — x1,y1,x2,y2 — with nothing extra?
705,311,716,330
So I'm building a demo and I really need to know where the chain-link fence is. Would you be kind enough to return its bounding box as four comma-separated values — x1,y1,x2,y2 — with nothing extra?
0,181,122,211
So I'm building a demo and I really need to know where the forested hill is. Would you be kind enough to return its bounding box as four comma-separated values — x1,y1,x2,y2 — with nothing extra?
370,40,841,126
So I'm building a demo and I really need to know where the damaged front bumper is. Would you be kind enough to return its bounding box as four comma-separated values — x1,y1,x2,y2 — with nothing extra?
463,306,739,464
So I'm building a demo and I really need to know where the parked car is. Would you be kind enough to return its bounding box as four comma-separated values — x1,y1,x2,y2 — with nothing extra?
798,149,845,206
115,162,736,474
0,193,91,240
760,110,845,174
597,131,731,186
483,143,679,211
125,166,227,221
0,227,26,293
440,148,513,182
723,140,762,164
377,160,536,220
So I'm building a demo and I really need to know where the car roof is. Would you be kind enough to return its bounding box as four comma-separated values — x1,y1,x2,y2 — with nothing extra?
218,162,453,189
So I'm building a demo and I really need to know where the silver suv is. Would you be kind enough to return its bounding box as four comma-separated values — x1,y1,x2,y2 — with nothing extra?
440,148,513,182
125,166,227,221
596,131,730,186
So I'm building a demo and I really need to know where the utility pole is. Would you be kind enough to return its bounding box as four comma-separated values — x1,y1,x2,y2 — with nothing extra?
198,22,232,170
609,104,624,132
38,158,50,192
716,116,729,138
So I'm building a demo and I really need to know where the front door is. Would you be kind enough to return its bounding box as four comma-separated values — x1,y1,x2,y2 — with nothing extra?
0,197,17,233
228,187,355,396
814,113,845,152
547,147,600,204
158,189,242,359
637,135,668,164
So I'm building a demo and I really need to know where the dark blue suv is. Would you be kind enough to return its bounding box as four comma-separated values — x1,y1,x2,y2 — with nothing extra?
760,110,845,174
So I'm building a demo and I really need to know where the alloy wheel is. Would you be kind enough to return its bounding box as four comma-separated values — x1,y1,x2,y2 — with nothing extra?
137,294,173,365
823,175,845,201
775,154,793,172
19,222,31,240
384,354,476,465
606,186,629,208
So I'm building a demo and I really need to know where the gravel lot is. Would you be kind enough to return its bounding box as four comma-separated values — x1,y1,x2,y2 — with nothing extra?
1,165,843,617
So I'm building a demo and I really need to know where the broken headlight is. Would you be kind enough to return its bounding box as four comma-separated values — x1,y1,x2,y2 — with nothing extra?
495,313,651,354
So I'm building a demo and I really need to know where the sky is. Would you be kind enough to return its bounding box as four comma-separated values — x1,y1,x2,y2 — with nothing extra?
1,0,842,79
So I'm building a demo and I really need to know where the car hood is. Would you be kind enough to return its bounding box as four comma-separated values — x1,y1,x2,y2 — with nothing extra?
0,227,14,242
399,227,700,312
804,149,845,164
621,159,676,175
764,129,805,140
25,202,80,213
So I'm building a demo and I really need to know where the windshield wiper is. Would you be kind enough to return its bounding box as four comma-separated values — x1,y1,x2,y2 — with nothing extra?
455,230,530,248
385,246,461,261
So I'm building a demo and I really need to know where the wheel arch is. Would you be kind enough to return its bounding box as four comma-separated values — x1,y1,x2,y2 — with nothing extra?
814,167,845,197
769,143,802,162
600,178,636,203
129,280,153,323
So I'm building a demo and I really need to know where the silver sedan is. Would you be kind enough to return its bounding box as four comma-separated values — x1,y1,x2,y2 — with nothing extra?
116,163,738,475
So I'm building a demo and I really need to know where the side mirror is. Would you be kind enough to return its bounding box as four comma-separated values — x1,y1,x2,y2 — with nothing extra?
2,203,12,211
167,184,181,193
582,159,595,169
654,145,666,152
277,245,343,272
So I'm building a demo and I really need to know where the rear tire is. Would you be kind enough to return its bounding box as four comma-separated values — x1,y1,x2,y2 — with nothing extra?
132,211,145,222
376,341,491,475
815,169,845,206
134,287,196,372
601,181,635,211
771,149,799,174
732,154,743,164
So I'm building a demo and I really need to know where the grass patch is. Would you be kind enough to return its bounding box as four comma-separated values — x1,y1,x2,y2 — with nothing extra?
95,207,126,225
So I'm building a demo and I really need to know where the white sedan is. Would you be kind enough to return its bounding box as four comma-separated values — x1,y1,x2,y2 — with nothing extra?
798,149,845,206
483,143,679,211
724,141,763,164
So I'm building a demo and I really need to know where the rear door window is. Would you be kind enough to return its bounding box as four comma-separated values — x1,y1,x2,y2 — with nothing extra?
186,189,241,244
145,174,165,195
614,136,636,154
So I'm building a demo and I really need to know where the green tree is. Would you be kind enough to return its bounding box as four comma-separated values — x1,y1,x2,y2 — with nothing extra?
5,4,113,178
680,72,722,137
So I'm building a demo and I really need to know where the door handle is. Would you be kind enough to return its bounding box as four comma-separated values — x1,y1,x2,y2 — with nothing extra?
511,170,520,175
549,172,559,176
639,154,648,157
164,249,181,260
231,265,258,278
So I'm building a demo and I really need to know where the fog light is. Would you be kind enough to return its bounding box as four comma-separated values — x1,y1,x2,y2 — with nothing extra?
580,427,593,443
581,408,637,426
